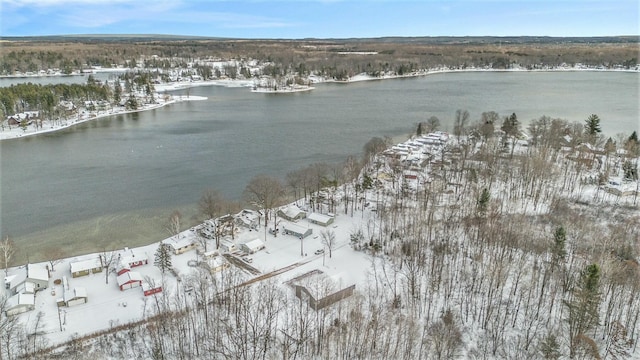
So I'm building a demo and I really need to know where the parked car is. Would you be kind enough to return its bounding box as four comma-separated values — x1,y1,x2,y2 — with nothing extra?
242,256,253,263
314,249,324,255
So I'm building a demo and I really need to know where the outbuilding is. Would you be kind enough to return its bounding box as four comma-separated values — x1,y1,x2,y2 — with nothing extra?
142,283,163,296
117,271,143,291
5,293,35,316
64,287,88,307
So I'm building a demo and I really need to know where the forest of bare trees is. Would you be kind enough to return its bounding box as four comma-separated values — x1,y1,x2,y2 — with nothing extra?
2,112,637,359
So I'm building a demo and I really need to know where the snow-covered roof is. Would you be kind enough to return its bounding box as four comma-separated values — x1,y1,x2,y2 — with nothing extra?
164,236,195,250
27,264,48,281
282,222,311,235
70,257,102,273
279,205,306,219
64,287,87,302
117,271,143,286
307,213,333,224
242,239,265,251
7,293,35,308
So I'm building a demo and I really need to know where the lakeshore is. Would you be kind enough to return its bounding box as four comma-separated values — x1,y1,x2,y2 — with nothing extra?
1,66,637,142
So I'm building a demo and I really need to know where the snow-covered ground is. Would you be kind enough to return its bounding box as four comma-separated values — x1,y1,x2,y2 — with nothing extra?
0,95,206,141
1,204,377,348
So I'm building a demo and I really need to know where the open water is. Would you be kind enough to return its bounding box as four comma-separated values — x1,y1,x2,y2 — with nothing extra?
1,71,638,262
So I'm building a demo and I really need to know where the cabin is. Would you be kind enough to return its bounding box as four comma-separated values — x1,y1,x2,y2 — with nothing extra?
241,239,266,254
70,257,103,278
282,223,313,239
119,247,149,268
235,209,260,230
63,287,88,307
277,206,307,222
307,213,335,227
117,271,143,291
8,264,50,294
164,237,196,255
5,293,35,316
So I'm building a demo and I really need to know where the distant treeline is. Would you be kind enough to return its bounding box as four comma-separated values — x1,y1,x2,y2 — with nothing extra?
0,37,637,77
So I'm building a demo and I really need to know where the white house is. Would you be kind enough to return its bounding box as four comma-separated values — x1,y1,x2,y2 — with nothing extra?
241,239,266,254
307,213,335,227
282,223,313,239
164,237,196,255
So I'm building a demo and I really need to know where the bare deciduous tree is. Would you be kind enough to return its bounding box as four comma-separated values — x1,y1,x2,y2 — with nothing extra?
0,236,15,276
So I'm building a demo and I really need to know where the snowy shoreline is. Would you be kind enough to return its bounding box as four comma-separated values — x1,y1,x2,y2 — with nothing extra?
0,95,207,141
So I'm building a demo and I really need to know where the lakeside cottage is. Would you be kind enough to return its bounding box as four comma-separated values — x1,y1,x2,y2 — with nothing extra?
164,237,196,255
282,223,313,239
70,257,104,278
62,287,88,307
277,205,307,222
241,239,266,254
307,213,335,227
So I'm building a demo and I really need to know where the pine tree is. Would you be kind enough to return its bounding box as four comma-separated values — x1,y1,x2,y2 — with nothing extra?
476,188,490,216
416,122,423,136
552,226,567,264
566,263,601,358
154,243,172,275
585,114,602,136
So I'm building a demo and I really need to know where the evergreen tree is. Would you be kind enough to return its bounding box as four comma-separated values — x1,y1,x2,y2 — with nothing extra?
154,243,172,275
622,161,638,181
416,122,423,136
566,263,601,358
584,114,602,136
476,188,490,216
628,131,638,145
552,226,567,264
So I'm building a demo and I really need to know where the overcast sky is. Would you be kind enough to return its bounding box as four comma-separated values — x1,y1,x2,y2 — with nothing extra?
1,0,638,38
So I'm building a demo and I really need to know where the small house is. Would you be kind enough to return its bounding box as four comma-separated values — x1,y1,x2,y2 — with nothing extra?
235,209,260,230
277,206,307,222
164,237,196,255
282,223,313,239
9,264,50,294
241,239,266,254
5,293,35,316
119,247,149,268
307,213,335,227
117,271,143,291
70,257,103,278
63,287,88,307
220,241,237,253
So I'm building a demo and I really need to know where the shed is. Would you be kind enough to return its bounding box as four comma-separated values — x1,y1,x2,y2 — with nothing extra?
5,293,35,316
277,206,307,222
241,239,266,254
117,271,143,291
70,257,103,278
142,283,163,296
282,223,313,239
64,287,88,307
307,213,335,227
